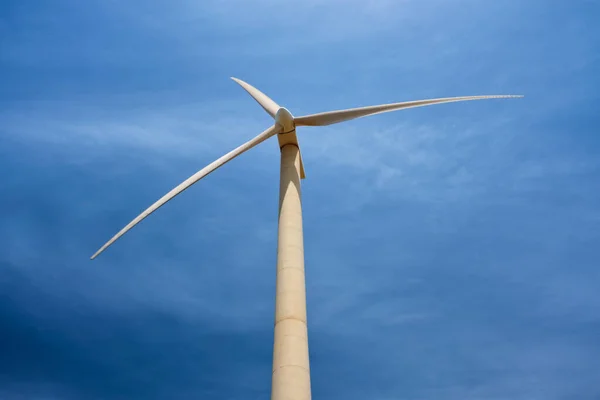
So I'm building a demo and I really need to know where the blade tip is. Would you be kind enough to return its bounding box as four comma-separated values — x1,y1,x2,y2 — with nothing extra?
490,95,524,99
90,246,105,260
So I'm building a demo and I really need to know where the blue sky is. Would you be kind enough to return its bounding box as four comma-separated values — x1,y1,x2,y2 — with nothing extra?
1,0,599,398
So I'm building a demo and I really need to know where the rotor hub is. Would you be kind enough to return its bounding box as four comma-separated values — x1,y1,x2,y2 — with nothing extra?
275,107,295,133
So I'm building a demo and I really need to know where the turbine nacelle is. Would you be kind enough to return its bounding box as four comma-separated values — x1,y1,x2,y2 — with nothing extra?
274,107,305,180
275,109,306,180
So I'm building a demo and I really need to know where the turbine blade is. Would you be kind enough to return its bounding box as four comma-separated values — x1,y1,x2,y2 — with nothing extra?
294,95,524,127
231,77,280,118
90,124,282,260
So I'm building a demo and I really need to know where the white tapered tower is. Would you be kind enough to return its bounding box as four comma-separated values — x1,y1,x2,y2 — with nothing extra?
272,143,311,399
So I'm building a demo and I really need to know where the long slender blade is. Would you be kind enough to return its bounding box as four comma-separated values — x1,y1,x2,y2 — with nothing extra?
231,77,280,118
91,124,282,260
294,95,524,127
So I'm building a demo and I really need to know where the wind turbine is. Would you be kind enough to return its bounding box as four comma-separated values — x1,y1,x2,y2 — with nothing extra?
91,78,522,400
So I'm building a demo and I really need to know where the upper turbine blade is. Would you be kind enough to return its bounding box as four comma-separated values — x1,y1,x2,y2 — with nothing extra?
90,124,282,260
231,77,280,118
294,95,524,127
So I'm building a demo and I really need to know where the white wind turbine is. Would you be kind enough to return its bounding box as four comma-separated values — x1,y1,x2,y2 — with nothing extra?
91,78,522,400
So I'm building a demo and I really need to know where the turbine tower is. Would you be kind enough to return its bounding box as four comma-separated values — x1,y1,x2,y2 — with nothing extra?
91,78,522,400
